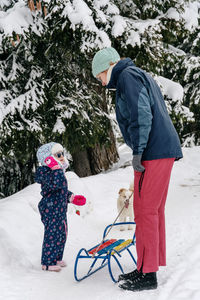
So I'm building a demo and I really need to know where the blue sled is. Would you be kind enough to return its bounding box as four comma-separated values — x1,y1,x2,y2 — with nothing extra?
74,222,137,283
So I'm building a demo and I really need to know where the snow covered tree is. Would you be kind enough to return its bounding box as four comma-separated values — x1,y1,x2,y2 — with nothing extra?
182,55,200,145
178,6,200,145
112,0,199,144
0,0,199,197
0,0,119,196
0,33,46,196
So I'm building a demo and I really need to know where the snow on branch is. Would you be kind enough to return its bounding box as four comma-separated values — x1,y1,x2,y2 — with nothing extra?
156,75,184,103
0,2,33,36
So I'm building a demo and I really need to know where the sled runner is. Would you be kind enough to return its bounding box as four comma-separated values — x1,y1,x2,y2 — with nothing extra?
74,222,137,283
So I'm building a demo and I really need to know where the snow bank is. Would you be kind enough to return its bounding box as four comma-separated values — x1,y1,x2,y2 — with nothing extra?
0,145,200,300
0,184,42,269
0,171,93,270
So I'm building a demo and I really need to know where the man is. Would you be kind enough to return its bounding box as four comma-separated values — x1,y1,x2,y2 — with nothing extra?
92,47,183,292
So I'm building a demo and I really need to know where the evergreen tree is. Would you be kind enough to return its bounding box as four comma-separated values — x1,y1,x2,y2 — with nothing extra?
0,0,199,197
0,31,47,197
110,0,194,140
0,0,119,196
179,16,200,145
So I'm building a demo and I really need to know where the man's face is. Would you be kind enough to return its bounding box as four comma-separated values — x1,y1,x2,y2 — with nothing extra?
96,70,108,86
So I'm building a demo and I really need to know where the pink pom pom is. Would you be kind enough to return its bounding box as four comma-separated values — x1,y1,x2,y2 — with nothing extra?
72,195,86,206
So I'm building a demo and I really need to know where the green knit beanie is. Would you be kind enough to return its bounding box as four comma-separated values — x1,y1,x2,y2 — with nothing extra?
92,47,120,78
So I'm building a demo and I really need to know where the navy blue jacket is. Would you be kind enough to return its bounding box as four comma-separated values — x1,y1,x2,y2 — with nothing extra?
35,166,73,223
107,58,183,161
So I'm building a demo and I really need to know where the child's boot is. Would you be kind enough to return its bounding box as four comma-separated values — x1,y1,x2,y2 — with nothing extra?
57,260,67,267
42,265,62,272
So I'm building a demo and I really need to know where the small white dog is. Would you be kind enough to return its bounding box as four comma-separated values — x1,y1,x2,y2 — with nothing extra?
117,182,134,231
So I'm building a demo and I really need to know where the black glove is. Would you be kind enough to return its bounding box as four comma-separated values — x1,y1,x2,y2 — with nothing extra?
132,155,145,172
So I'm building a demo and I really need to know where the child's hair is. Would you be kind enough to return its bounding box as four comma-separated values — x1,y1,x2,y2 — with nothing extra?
37,142,63,166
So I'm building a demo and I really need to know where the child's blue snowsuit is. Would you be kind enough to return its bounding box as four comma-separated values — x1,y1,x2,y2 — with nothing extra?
35,166,72,266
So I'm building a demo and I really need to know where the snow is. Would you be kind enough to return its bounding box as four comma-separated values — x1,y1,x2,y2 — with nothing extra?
126,30,141,47
165,1,200,32
181,1,200,31
0,1,200,298
166,7,180,21
1,144,200,300
64,0,94,29
0,1,33,36
156,76,184,102
62,0,112,50
0,86,43,126
126,19,160,48
155,76,194,121
1,0,199,52
0,0,199,57
112,15,127,37
53,118,66,134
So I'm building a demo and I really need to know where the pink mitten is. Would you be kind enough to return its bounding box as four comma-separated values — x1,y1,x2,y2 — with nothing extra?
72,195,86,206
44,156,61,170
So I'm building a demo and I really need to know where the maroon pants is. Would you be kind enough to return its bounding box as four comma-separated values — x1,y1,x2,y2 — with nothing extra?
134,158,174,273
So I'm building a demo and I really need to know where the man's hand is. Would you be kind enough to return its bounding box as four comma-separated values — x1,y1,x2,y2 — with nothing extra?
132,155,145,172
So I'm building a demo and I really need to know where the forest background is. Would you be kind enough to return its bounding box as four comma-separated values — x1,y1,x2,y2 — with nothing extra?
0,0,199,197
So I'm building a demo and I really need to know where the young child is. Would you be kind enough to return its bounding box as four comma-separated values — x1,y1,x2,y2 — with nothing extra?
35,142,86,272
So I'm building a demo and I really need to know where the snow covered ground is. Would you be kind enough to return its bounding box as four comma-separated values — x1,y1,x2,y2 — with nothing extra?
0,144,200,300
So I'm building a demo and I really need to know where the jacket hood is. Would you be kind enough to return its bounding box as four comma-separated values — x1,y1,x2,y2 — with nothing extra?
106,58,135,89
37,142,64,166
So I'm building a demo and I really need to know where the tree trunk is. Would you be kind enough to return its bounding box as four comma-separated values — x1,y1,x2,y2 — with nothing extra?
72,127,119,177
72,85,119,177
72,79,119,177
88,129,119,174
71,149,92,177
88,83,119,173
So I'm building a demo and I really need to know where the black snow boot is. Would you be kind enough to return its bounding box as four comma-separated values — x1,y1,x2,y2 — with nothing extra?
118,268,141,282
119,272,157,292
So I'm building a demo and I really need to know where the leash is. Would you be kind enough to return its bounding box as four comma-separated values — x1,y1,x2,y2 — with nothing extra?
92,191,133,257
